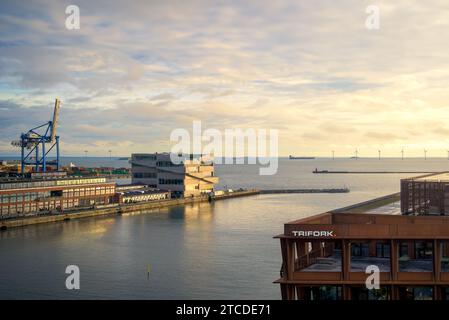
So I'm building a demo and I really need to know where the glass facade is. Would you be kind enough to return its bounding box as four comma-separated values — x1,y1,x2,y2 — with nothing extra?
441,287,449,300
398,287,433,300
350,241,391,272
134,155,156,161
156,161,182,167
303,286,342,300
133,172,157,178
441,241,449,272
351,287,391,300
158,179,183,185
398,240,433,272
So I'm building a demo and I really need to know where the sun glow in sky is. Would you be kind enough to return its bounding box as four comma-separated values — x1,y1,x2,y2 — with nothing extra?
1,0,449,157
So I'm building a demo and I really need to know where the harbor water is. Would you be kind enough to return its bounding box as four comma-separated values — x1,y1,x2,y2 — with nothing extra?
1,157,449,299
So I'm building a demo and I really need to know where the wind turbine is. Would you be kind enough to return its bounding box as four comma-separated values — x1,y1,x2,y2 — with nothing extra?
401,148,404,160
378,150,381,160
332,150,335,160
424,149,427,160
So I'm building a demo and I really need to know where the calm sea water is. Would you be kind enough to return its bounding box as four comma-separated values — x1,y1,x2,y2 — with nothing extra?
0,157,448,299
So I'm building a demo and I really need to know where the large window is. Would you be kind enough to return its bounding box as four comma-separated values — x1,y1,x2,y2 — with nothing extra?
398,241,433,272
50,190,63,197
159,179,183,185
441,241,449,272
156,161,182,167
376,242,390,258
351,243,369,257
351,287,390,300
304,286,342,301
133,172,157,178
294,240,341,273
415,241,433,259
351,241,390,272
441,287,449,300
399,287,433,300
134,155,156,161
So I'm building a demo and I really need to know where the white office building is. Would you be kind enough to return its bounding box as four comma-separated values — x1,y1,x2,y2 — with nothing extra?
130,153,219,198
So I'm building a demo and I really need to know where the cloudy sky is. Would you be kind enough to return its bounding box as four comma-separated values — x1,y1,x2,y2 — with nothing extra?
1,0,449,157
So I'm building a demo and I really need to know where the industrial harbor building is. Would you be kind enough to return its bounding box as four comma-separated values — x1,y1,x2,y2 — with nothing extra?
0,101,219,221
0,172,116,219
0,151,220,220
276,172,449,300
130,153,219,198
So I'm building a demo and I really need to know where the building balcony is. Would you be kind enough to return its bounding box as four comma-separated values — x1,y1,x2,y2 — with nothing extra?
287,238,444,284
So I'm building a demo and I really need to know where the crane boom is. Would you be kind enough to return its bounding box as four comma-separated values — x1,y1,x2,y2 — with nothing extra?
50,98,61,142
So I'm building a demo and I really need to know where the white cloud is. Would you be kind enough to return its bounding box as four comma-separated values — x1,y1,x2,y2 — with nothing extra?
1,0,449,156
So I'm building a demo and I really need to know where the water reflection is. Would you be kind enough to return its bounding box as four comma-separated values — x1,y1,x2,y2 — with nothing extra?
0,217,116,240
167,202,214,221
3,159,449,299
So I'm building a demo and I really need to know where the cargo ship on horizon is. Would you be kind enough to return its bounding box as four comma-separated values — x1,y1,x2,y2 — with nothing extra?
289,155,315,160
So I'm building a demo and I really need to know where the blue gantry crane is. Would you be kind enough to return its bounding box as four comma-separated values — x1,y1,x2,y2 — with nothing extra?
11,99,61,173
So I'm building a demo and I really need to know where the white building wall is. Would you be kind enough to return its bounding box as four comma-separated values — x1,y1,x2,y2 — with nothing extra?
131,153,218,198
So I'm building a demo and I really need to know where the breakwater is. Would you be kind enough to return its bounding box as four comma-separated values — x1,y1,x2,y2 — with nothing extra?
260,188,349,194
313,170,438,174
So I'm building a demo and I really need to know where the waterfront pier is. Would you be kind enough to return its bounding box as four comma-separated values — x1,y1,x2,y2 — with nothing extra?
260,188,349,194
313,169,439,174
0,189,260,229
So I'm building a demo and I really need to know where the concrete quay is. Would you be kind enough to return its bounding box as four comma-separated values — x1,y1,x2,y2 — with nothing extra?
0,189,260,230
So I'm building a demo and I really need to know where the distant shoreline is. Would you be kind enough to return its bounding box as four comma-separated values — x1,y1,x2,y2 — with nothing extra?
2,156,449,159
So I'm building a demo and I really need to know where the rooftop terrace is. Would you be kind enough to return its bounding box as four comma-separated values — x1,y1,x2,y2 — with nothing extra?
280,192,449,240
331,193,401,215
411,172,449,182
